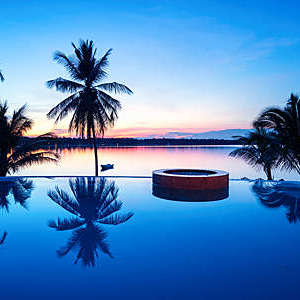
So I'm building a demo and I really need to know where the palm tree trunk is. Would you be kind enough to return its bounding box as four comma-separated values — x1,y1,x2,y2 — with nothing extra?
91,125,99,176
265,167,272,180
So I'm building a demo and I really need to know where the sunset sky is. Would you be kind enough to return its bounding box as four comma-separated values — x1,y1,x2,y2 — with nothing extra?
1,0,300,137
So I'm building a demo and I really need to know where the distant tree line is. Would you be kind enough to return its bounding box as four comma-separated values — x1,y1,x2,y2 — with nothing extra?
20,137,243,148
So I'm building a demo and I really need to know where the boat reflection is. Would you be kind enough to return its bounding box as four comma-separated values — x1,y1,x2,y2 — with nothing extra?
152,184,229,202
252,180,300,223
48,177,134,267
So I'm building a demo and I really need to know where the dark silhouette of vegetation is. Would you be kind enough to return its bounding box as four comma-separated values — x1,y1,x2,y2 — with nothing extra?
229,127,280,180
0,102,59,176
0,178,34,246
0,69,4,82
0,178,33,212
46,40,133,176
255,93,300,176
19,136,243,149
48,177,133,267
252,180,300,223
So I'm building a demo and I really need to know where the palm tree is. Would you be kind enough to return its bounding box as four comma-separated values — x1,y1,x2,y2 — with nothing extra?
0,178,33,212
46,40,133,176
48,177,133,267
252,180,300,223
255,93,300,175
229,127,280,180
0,101,59,176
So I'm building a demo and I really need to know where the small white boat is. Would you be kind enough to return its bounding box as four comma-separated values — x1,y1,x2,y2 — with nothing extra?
101,164,114,172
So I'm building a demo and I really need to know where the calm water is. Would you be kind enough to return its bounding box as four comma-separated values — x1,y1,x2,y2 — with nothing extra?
15,146,299,180
1,177,300,299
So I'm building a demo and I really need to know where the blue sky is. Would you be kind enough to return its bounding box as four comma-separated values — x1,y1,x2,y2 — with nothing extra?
1,0,300,137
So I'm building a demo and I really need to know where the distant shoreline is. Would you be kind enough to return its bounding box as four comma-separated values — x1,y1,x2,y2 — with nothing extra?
23,137,242,149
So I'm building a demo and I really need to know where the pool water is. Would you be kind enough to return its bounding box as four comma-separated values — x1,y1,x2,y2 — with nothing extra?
1,177,300,299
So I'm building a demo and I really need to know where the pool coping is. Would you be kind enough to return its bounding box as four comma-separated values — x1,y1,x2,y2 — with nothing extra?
0,176,299,184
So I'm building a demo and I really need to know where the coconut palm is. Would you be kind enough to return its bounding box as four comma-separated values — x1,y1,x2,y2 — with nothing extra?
0,178,33,212
255,93,300,175
48,177,133,267
229,127,280,180
0,101,59,176
252,180,300,223
46,40,133,176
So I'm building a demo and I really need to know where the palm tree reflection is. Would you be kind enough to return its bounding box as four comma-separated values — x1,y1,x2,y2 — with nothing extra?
0,231,7,245
48,177,133,267
0,178,33,245
0,178,33,212
252,180,300,223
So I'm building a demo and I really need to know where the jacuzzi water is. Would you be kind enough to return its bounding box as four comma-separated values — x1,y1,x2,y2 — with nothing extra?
1,177,300,299
163,169,217,176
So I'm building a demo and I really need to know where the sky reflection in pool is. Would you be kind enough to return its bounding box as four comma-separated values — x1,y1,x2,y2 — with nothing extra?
1,177,300,299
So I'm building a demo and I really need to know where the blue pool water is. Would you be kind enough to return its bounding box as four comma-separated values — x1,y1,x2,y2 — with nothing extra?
1,177,300,299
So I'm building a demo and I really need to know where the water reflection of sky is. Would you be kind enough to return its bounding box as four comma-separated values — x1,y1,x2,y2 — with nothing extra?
15,146,299,180
1,177,300,299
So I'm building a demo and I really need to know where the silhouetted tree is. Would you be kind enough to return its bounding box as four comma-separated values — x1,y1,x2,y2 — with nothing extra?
0,102,59,176
255,93,300,176
47,40,132,176
252,180,300,223
229,127,280,180
48,177,133,267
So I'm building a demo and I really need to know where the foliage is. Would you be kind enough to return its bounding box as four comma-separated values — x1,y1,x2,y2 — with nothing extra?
47,40,132,175
255,93,300,175
0,102,59,176
229,127,280,180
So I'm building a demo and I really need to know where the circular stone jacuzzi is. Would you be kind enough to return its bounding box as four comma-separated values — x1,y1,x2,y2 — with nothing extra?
152,169,229,202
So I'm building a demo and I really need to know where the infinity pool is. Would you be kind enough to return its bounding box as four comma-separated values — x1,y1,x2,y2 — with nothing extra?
1,177,300,299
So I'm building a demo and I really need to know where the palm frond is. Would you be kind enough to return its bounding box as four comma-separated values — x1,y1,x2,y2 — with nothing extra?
48,187,80,216
48,217,85,231
229,147,261,168
8,151,59,174
53,51,81,80
57,224,113,267
46,77,84,93
10,104,33,136
47,92,80,122
98,212,134,225
96,82,133,95
11,179,33,209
